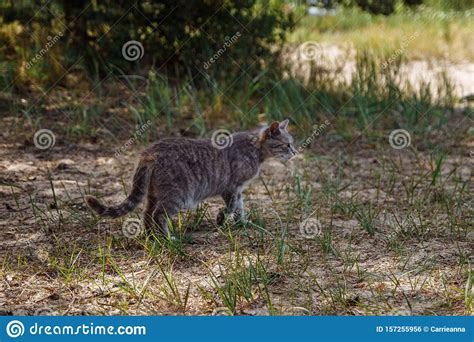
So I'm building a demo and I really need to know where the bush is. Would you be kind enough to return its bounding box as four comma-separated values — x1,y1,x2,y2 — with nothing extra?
0,0,293,89
354,0,396,15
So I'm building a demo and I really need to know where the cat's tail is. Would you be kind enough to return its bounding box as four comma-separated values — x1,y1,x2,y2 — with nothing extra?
85,161,151,218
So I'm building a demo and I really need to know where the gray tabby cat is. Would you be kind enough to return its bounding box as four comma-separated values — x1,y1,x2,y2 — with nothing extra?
86,119,297,235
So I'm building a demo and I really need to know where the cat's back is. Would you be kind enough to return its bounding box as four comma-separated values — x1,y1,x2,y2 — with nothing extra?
140,132,258,165
140,136,217,163
154,136,211,150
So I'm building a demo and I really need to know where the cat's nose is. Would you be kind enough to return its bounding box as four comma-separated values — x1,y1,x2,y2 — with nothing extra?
288,148,297,159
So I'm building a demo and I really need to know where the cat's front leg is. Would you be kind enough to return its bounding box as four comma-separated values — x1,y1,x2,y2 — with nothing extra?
233,190,247,223
217,189,246,225
216,208,226,225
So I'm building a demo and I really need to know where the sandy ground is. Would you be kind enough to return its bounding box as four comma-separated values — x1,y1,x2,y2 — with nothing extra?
0,42,472,315
0,123,472,315
290,43,474,98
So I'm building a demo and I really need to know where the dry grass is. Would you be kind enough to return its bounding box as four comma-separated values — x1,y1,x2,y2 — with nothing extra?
289,7,474,62
1,8,472,314
1,110,472,316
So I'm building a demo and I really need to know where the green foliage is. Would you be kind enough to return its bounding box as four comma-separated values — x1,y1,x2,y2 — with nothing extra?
355,0,397,15
0,0,293,89
427,0,474,11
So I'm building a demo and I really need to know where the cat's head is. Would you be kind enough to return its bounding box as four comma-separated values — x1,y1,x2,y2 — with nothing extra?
259,119,297,161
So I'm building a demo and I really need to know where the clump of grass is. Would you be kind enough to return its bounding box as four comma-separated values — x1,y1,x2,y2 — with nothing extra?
204,250,273,315
465,268,473,313
48,244,83,283
354,203,380,236
144,222,188,259
309,270,358,314
317,228,335,255
292,172,313,213
156,263,191,313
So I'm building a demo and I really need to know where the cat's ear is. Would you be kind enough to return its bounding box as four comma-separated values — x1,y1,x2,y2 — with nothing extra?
279,119,289,131
269,121,280,136
259,121,280,143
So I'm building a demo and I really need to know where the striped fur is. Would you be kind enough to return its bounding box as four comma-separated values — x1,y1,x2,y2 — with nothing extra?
85,160,150,218
86,120,296,235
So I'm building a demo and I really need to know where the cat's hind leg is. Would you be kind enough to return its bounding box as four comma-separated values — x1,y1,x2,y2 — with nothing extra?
143,194,158,234
151,202,180,236
143,192,178,236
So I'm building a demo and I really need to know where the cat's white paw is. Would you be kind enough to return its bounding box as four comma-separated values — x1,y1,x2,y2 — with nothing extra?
217,211,247,226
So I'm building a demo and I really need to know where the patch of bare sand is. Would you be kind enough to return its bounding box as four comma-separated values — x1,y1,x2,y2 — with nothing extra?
0,126,471,315
287,43,474,98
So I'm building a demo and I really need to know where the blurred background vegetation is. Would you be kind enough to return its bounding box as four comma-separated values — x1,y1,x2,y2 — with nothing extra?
0,0,472,142
0,0,293,90
1,1,472,318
